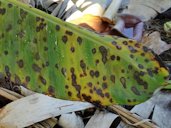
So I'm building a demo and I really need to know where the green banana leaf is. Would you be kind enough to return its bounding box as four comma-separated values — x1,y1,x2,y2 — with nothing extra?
0,0,170,105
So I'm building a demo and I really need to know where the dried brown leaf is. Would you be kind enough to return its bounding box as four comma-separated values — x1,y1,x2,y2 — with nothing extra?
142,31,171,55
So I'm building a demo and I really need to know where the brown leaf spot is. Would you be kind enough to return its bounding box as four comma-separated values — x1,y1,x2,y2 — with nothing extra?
8,3,13,8
62,35,68,43
39,75,46,85
25,76,30,82
77,37,82,45
17,59,24,68
110,75,115,84
0,8,6,15
82,94,91,102
32,63,41,72
65,30,73,36
120,77,126,88
131,86,141,95
56,25,60,31
102,83,108,89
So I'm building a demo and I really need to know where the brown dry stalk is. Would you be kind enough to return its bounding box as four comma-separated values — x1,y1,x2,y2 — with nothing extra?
109,105,159,128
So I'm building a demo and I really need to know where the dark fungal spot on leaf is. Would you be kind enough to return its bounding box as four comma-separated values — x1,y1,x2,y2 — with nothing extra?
80,60,86,72
35,52,40,60
109,98,113,103
139,71,145,76
116,45,122,50
94,71,100,78
93,87,97,91
20,9,28,19
65,85,69,89
154,53,167,68
102,83,108,89
25,76,30,82
43,37,47,42
89,70,94,78
121,69,125,73
153,67,159,74
128,45,137,53
141,53,145,56
133,71,148,89
147,68,153,77
17,59,24,68
36,17,41,22
6,24,12,32
39,75,46,85
112,41,122,50
110,75,115,83
61,67,67,77
92,100,102,107
127,99,131,102
99,46,108,64
14,74,21,84
17,30,25,38
82,94,91,102
70,47,75,52
123,41,128,45
129,40,134,43
89,89,93,93
68,91,72,96
65,30,73,36
48,85,55,95
44,46,48,51
143,46,149,52
56,25,60,31
130,54,134,59
96,89,104,98
88,82,93,87
110,55,115,60
120,77,126,88
103,76,107,81
116,56,120,61
92,48,96,54
39,22,46,30
4,50,8,55
131,86,141,95
134,43,140,48
5,65,10,74
95,59,99,65
0,8,6,15
111,41,117,45
41,18,45,22
62,35,68,43
8,3,13,8
105,93,110,98
45,61,49,67
70,67,75,73
32,63,41,72
142,82,148,90
138,64,144,69
75,85,81,98
36,27,40,32
144,59,149,63
128,65,133,70
55,63,59,69
77,36,82,45
0,33,4,39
